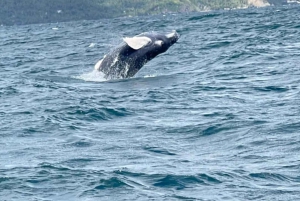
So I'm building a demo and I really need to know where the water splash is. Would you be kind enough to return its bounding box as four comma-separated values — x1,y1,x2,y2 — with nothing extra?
144,74,157,78
73,70,107,82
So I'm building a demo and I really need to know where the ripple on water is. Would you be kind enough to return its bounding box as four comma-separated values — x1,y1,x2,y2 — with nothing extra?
1,4,300,201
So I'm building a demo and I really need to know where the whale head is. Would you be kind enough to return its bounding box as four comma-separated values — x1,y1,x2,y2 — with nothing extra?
151,30,179,52
165,30,180,46
143,30,180,55
122,30,180,60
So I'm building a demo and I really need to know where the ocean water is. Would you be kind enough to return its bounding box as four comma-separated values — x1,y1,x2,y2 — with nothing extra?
1,5,300,201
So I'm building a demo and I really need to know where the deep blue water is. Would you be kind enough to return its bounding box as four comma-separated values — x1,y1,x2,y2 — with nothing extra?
1,5,300,201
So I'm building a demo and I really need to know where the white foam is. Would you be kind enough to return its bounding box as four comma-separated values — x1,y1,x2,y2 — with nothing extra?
144,74,157,78
112,56,119,66
123,63,131,76
74,70,107,82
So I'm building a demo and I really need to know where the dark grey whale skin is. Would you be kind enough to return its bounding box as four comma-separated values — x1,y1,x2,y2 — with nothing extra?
97,31,179,80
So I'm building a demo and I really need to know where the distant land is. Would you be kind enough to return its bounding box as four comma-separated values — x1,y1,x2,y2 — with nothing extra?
0,0,294,26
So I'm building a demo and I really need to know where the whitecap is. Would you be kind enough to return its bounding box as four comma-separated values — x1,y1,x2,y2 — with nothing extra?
89,43,96,48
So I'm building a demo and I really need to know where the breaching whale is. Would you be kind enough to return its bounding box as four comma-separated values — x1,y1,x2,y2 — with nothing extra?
94,31,180,80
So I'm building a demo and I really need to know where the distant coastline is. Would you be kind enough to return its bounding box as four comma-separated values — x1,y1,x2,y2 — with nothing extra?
0,0,290,26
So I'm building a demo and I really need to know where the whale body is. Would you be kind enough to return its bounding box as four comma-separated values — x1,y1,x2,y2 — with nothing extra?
95,31,179,80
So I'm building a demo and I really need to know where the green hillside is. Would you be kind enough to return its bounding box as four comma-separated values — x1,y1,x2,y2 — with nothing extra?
0,0,276,26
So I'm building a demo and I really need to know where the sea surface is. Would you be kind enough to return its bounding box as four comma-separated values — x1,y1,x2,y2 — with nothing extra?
1,5,300,201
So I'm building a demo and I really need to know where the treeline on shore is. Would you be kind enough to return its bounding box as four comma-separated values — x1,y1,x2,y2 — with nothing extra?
0,0,283,26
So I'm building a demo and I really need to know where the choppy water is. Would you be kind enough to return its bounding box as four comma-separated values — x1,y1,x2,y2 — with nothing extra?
1,5,300,201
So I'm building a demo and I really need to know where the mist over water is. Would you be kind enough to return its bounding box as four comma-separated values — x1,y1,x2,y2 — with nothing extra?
1,5,300,200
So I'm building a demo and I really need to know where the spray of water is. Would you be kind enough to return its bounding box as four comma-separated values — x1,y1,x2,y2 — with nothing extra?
73,70,107,82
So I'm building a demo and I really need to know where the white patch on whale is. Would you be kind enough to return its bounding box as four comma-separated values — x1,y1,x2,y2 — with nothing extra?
94,55,107,70
94,59,103,70
123,36,152,50
154,40,163,46
166,31,176,39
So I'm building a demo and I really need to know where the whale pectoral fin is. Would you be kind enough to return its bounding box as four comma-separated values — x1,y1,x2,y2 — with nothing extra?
94,59,103,70
123,36,152,50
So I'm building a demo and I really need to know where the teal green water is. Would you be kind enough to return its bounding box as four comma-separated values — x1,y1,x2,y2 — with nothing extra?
1,5,300,201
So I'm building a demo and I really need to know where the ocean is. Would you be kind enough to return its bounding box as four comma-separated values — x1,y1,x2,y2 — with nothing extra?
1,5,300,201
